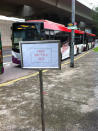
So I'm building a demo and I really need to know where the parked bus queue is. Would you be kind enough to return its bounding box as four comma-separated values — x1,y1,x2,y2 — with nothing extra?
11,20,96,64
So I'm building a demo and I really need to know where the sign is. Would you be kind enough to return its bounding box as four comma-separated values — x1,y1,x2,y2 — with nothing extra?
68,23,74,26
19,40,61,69
67,22,77,30
68,25,77,29
68,22,77,26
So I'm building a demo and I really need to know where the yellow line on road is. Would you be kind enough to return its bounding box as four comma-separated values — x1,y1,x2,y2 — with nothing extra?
0,72,39,87
62,50,92,66
74,50,92,61
3,55,11,58
0,50,92,87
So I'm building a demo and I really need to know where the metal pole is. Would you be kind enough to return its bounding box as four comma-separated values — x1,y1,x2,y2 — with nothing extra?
39,70,45,131
70,0,75,67
83,33,85,44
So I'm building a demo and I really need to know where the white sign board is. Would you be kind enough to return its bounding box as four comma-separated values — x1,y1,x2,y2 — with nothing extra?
19,40,61,69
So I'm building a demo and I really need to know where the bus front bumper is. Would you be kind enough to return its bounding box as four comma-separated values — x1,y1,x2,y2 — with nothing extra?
12,56,21,65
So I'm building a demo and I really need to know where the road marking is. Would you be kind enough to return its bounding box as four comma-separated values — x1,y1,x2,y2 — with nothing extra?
61,50,92,66
0,72,39,87
0,50,92,87
74,50,92,61
3,54,11,58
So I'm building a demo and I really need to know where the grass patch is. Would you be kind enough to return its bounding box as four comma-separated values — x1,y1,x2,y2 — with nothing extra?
93,47,98,52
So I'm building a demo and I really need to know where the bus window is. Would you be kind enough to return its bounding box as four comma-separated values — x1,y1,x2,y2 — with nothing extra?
40,30,45,40
45,30,50,40
12,22,44,53
14,31,25,43
0,34,4,74
25,29,41,41
13,23,43,41
49,30,55,40
44,30,55,40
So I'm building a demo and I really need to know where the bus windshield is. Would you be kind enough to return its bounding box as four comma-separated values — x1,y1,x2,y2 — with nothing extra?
12,22,44,44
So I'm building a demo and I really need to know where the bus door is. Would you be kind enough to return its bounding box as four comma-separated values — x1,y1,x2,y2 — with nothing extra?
55,31,70,60
0,34,4,74
92,35,96,47
88,35,92,49
74,31,84,54
84,33,89,50
86,33,92,50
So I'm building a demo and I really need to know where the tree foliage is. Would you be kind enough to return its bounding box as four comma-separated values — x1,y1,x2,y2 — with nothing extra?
92,7,98,24
92,7,98,36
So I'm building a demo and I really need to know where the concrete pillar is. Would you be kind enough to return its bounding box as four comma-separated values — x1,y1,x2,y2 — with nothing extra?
20,5,34,18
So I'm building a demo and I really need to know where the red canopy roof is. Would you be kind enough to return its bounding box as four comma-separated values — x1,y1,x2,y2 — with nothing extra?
90,34,96,37
74,30,84,34
86,32,96,37
27,20,71,32
27,20,96,36
66,29,85,34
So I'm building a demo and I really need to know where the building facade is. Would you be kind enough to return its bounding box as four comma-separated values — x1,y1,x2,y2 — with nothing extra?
0,20,13,48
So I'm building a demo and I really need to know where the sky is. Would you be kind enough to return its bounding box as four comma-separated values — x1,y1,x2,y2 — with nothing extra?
77,0,98,9
0,0,98,21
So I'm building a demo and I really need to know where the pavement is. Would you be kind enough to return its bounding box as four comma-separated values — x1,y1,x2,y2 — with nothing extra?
0,44,98,131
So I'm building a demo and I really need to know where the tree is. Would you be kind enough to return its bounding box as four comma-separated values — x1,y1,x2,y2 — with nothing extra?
92,7,98,36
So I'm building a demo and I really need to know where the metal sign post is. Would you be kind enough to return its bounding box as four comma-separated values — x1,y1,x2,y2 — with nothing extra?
70,0,75,67
19,40,61,131
39,70,45,131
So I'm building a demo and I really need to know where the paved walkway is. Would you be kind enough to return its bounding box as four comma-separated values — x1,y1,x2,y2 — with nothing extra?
0,46,98,131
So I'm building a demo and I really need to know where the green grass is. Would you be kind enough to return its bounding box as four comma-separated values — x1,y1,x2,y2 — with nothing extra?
93,47,98,52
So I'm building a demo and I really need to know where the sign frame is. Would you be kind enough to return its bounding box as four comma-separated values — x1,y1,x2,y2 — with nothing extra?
19,40,61,70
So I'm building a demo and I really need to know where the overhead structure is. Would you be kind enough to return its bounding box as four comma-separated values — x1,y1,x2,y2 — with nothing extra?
0,0,92,25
